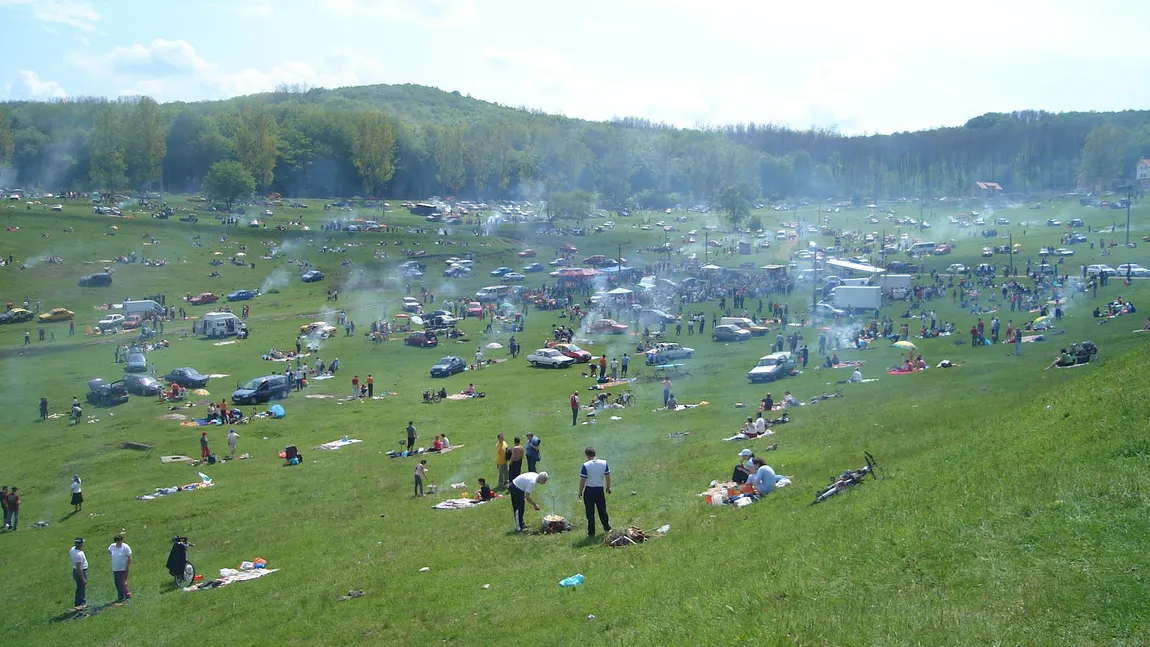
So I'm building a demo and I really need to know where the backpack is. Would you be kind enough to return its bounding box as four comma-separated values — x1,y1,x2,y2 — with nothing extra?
504,448,512,461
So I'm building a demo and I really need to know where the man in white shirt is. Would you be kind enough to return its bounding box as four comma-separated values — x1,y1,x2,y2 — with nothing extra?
509,471,549,532
227,429,239,458
577,447,612,537
70,537,88,608
752,413,767,436
850,368,863,383
108,534,133,602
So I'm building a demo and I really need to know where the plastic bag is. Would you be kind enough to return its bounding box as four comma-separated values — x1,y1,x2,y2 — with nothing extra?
559,573,584,587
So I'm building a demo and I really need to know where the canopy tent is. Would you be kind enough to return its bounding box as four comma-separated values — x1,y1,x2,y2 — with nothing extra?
607,287,633,295
557,268,601,277
826,259,885,274
701,264,723,270
598,266,634,274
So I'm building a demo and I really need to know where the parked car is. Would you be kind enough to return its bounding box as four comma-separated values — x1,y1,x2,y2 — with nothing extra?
467,302,483,317
1068,233,1088,244
405,331,439,348
444,266,471,278
97,313,125,330
588,318,628,334
526,348,576,368
232,374,291,405
1086,264,1117,277
490,266,513,277
430,356,467,377
124,374,164,396
78,272,113,287
518,249,537,257
747,352,798,383
981,247,994,257
301,270,325,282
122,315,144,330
1115,263,1150,277
188,292,218,305
637,308,678,325
712,324,752,342
0,308,35,324
1068,218,1084,227
402,297,423,313
946,263,968,274
550,343,592,363
39,307,75,322
1055,248,1074,256
300,322,338,338
425,314,458,328
523,263,544,273
226,289,258,301
645,343,695,364
1046,219,1062,226
86,378,129,407
808,303,846,319
163,367,210,388
124,352,148,374
548,258,569,266
500,272,527,283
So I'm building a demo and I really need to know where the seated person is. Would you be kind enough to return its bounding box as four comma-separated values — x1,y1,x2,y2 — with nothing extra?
1047,349,1075,370
431,434,444,452
475,478,494,501
732,449,754,485
1143,317,1150,331
783,391,800,408
915,357,927,371
438,387,448,400
746,457,785,495
740,417,755,436
665,393,678,410
463,383,476,396
850,368,863,382
441,434,451,449
752,412,767,436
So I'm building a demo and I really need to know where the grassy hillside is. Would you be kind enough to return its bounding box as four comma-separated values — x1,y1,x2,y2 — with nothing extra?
0,199,1147,645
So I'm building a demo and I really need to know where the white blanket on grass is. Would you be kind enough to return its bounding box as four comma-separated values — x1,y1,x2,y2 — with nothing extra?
314,438,363,450
185,568,278,591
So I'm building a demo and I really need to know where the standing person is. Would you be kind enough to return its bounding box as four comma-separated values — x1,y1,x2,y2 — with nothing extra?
1014,328,1022,356
69,320,75,336
495,433,509,490
70,538,88,609
508,437,525,481
1,486,8,529
578,447,612,537
662,377,672,406
351,375,359,398
199,431,211,460
570,391,580,426
24,330,30,346
406,421,418,453
6,487,18,530
509,471,549,532
525,433,541,472
39,396,48,420
108,534,132,603
621,353,629,377
610,357,619,381
70,474,83,512
366,374,374,398
475,348,484,369
413,460,428,496
598,354,607,380
227,428,239,458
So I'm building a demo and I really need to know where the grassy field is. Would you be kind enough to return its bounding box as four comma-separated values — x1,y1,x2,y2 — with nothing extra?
0,197,1148,646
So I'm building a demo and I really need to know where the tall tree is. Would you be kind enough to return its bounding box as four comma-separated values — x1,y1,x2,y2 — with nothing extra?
433,124,466,195
0,112,13,169
204,160,255,210
232,106,279,189
548,189,594,226
127,96,167,190
89,107,127,198
1079,124,1133,183
716,184,749,228
351,111,397,197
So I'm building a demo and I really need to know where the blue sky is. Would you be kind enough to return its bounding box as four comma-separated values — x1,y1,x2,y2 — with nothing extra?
1,0,1148,134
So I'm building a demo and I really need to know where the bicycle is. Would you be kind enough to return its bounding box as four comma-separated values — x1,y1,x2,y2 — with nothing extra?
810,452,880,505
422,388,443,404
613,389,635,407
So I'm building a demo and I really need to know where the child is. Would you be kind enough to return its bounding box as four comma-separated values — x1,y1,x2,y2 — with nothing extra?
476,478,493,501
414,460,428,496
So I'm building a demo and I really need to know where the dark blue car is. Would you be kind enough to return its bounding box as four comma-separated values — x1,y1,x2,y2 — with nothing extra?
301,270,325,283
430,356,467,378
227,289,258,302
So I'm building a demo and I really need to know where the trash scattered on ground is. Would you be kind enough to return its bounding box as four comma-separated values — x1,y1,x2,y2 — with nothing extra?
121,441,153,451
337,589,364,601
419,567,430,573
32,520,51,528
605,526,649,548
559,573,584,587
481,584,490,589
656,524,670,535
587,614,596,619
666,431,689,439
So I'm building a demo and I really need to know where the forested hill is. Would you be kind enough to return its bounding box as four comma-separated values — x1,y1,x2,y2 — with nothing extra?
1,82,1149,205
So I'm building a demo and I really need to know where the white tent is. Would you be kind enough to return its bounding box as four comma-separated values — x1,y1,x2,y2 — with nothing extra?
701,264,723,270
607,287,633,295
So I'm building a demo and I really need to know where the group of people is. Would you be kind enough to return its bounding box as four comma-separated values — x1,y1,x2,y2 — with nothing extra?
69,535,133,609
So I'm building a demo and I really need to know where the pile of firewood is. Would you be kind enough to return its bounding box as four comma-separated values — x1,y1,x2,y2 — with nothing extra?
541,515,572,534
604,526,648,548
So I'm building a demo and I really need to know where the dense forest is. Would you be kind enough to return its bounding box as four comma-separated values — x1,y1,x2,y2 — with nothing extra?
1,83,1149,207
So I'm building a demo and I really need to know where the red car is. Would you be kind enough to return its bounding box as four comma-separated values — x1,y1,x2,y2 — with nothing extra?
583,255,607,266
405,331,439,348
550,342,592,362
559,243,578,253
188,292,218,305
467,302,483,317
518,248,536,258
122,314,144,330
589,319,628,334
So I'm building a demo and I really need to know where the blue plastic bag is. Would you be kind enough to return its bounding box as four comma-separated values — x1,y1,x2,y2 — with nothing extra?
559,573,584,587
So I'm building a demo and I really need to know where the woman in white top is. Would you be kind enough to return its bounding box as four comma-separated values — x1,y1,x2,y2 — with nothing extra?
70,474,83,512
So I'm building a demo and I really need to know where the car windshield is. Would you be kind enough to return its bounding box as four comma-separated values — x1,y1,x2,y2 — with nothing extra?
756,358,779,366
241,377,266,390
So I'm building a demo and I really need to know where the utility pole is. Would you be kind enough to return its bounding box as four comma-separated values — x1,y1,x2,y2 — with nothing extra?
1125,185,1134,247
617,240,631,276
1009,231,1014,276
704,230,709,264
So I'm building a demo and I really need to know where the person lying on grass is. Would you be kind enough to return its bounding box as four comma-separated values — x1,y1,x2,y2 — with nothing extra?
1045,349,1076,370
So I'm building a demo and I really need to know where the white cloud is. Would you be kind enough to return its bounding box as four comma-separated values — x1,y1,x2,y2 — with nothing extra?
0,0,100,31
322,0,477,28
105,38,214,76
11,70,67,99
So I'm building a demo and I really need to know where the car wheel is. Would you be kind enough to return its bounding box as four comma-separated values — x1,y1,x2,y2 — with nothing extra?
530,361,538,367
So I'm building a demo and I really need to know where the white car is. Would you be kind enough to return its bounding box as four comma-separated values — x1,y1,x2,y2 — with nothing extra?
645,343,695,364
1086,264,1117,277
526,348,575,368
1055,248,1074,256
1115,264,1150,277
97,313,125,330
947,263,968,274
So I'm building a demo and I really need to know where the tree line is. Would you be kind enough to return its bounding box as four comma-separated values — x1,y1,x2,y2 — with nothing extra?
1,85,1149,207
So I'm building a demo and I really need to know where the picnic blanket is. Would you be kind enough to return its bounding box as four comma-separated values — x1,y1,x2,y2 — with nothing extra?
268,353,310,362
827,361,864,369
137,474,213,500
654,401,709,412
887,369,923,375
186,568,278,591
311,374,334,381
446,393,479,401
212,341,238,346
722,430,775,442
387,444,464,458
589,379,635,390
433,497,500,510
314,438,363,450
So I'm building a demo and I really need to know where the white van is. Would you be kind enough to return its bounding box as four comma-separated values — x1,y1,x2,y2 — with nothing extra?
475,285,510,302
122,299,164,317
907,242,937,257
201,311,246,339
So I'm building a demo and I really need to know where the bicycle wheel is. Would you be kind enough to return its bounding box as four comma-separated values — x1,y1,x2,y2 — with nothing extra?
431,394,442,403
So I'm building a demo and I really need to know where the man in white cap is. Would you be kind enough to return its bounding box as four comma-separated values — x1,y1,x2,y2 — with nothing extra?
509,471,548,532
733,449,755,485
70,537,88,609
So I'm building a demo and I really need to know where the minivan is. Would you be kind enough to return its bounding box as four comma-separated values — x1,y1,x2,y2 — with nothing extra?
232,374,291,405
907,242,937,257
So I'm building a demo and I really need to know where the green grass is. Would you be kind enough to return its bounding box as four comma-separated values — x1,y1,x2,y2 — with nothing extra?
0,197,1148,646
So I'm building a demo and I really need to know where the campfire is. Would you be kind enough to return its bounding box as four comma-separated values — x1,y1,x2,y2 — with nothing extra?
540,515,572,534
605,526,649,548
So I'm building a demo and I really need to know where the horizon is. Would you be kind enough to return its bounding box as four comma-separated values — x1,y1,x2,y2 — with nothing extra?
1,0,1149,135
